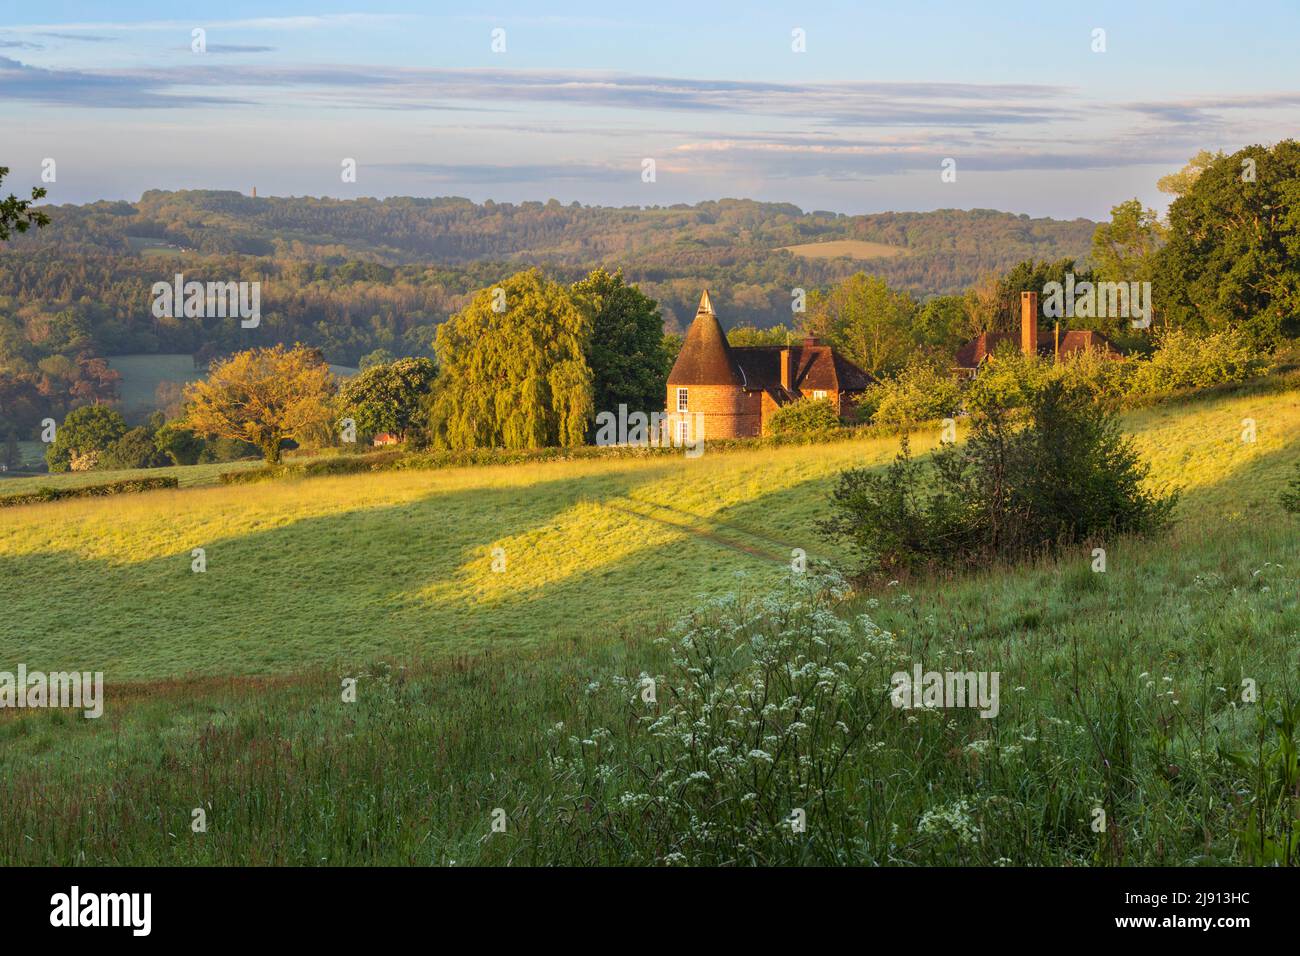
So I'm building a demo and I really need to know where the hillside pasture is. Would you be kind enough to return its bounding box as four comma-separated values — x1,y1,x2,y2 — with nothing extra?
782,239,910,260
1,387,1297,683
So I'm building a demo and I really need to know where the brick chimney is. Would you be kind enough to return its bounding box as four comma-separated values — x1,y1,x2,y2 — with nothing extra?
1020,291,1039,356
803,335,820,347
780,347,792,390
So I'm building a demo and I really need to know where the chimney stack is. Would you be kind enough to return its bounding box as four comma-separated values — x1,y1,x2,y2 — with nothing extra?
1020,291,1039,356
780,348,792,391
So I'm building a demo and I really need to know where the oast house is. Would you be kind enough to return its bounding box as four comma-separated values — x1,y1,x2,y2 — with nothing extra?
665,290,875,440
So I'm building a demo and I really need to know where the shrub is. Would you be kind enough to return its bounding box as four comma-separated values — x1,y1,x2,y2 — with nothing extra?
963,346,1046,415
45,405,127,473
100,426,165,470
766,396,840,436
218,465,290,485
1127,327,1271,396
821,381,1178,579
1282,463,1300,515
1045,347,1133,402
199,436,261,463
217,451,405,484
0,476,178,507
69,450,100,472
154,422,205,466
818,436,983,577
870,360,961,427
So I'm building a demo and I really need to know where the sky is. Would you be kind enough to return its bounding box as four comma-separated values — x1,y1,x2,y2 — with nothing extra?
2,1,1298,219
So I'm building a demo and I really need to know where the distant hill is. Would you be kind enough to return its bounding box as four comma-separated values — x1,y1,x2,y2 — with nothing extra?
0,194,1098,412
11,191,1097,307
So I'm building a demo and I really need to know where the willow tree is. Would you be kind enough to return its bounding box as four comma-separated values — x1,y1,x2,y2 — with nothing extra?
184,344,336,463
429,270,594,450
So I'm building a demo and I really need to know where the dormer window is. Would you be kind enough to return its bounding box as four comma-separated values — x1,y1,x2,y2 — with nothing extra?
676,387,689,412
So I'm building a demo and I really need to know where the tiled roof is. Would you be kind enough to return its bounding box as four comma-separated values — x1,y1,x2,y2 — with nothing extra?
666,290,745,386
955,329,1123,368
666,289,876,393
732,344,874,393
954,331,1018,369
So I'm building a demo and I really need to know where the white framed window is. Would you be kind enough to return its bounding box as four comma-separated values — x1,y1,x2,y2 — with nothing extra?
676,387,689,412
677,420,690,445
813,390,828,400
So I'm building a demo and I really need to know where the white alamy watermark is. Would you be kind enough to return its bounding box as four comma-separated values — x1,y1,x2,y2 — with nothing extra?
594,404,705,458
0,665,103,718
151,273,261,328
50,886,150,936
1042,273,1151,330
890,663,999,718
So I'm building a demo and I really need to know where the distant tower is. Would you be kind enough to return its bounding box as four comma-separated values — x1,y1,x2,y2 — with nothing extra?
252,186,257,198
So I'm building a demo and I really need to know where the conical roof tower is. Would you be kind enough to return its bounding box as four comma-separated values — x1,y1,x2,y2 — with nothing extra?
667,290,744,386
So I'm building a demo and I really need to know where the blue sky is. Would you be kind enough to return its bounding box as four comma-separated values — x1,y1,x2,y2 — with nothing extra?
3,1,1298,218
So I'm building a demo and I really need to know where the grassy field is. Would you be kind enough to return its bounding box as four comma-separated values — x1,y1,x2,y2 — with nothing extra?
0,386,1297,864
106,354,206,421
0,457,264,493
2,387,1297,678
781,239,909,260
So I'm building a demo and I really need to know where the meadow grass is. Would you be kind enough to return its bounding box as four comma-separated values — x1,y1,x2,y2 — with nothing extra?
0,508,1293,865
0,386,1297,864
0,428,924,678
0,458,262,494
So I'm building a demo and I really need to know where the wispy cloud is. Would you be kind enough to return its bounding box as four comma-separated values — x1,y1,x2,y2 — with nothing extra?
374,161,631,184
35,32,115,43
0,59,1079,127
0,55,245,108
0,14,409,34
203,44,277,54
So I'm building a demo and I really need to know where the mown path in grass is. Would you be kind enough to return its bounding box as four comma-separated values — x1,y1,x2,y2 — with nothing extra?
1,387,1298,681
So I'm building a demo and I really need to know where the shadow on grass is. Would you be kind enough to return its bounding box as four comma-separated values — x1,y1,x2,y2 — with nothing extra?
0,460,841,681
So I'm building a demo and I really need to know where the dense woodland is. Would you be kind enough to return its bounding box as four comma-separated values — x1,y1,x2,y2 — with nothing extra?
0,194,1095,354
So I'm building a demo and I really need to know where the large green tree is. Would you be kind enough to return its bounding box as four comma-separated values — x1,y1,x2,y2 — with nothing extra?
428,270,593,450
1091,199,1165,285
338,357,438,441
806,273,917,376
183,344,337,463
1157,149,1225,199
46,405,127,472
1156,140,1300,347
911,295,968,352
570,268,667,416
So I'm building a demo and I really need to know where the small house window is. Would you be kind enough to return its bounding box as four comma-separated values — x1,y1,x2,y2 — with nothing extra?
677,420,690,445
813,390,828,400
676,387,689,412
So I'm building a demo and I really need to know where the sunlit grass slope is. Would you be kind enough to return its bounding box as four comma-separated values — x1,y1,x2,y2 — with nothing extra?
1,387,1297,681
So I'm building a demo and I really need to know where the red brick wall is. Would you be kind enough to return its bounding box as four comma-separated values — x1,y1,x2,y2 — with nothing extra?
666,384,761,439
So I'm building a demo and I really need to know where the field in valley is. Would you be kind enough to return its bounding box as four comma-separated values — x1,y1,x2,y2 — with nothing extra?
1,385,1297,865
781,238,910,260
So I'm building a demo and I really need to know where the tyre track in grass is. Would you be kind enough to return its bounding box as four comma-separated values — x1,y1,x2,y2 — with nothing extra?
604,498,820,564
